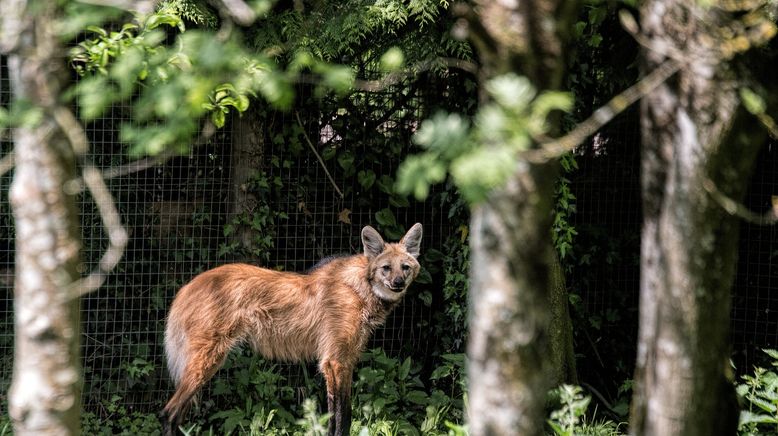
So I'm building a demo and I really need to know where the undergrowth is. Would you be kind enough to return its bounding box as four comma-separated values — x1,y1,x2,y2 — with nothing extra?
737,349,778,435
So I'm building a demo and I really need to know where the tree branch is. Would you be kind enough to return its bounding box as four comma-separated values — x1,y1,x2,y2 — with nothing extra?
703,177,778,225
296,57,478,93
295,111,344,199
51,105,129,300
525,59,681,163
208,0,256,26
0,151,14,177
64,162,128,301
64,120,217,193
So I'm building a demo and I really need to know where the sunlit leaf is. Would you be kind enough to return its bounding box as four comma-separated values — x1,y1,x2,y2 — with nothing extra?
380,46,404,72
485,73,536,112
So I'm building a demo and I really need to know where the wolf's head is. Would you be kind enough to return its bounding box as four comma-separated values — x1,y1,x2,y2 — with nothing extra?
362,223,423,303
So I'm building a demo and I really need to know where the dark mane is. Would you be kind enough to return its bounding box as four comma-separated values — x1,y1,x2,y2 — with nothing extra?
304,253,351,274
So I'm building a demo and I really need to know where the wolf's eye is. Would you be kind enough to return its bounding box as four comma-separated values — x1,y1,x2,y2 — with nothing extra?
382,265,391,271
401,264,410,271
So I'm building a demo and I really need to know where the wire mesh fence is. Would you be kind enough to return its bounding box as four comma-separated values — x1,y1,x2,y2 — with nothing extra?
0,57,466,415
1,48,777,419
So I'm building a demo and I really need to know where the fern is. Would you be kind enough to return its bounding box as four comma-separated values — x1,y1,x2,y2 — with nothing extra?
161,0,218,28
408,0,438,27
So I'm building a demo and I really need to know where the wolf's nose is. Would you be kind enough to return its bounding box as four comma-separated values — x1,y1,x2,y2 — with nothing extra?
392,278,405,288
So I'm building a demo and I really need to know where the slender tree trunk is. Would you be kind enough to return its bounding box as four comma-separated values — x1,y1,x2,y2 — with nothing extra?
548,252,577,386
630,1,767,434
2,1,83,434
465,1,578,434
230,105,265,258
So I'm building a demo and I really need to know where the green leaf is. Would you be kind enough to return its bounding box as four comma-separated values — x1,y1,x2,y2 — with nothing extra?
412,112,471,159
396,154,446,200
415,268,432,284
740,88,766,115
76,76,115,120
399,358,411,380
485,73,536,112
430,365,451,380
588,33,603,47
145,11,184,31
739,410,778,426
450,145,516,204
547,419,567,436
406,390,429,405
375,208,397,227
388,194,410,208
749,396,777,413
358,170,376,189
529,91,574,134
256,71,294,109
322,65,355,94
380,46,404,72
338,152,355,170
212,109,226,128
376,175,395,194
417,290,432,306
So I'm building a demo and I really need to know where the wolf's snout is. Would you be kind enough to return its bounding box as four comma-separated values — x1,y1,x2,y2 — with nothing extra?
391,277,405,288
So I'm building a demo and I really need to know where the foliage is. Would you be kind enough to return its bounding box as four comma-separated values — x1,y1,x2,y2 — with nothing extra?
219,170,287,262
397,74,572,204
68,3,278,154
552,153,578,261
567,1,639,113
130,348,467,435
0,415,9,436
81,396,162,435
737,349,778,435
2,0,478,433
546,385,625,436
66,0,473,157
428,232,469,355
246,0,470,70
352,348,464,433
548,384,592,435
164,0,218,28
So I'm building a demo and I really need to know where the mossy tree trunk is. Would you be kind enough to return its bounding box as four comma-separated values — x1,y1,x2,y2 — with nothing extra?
465,1,578,434
630,1,774,434
229,104,265,259
1,1,83,433
548,252,577,386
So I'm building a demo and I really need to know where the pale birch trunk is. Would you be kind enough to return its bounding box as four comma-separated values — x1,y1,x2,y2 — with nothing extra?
2,1,83,434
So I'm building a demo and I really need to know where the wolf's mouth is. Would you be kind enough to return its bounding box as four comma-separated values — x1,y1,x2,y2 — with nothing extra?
388,285,405,292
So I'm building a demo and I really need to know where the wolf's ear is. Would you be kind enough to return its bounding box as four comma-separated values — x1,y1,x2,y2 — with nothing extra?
400,223,423,258
362,226,385,259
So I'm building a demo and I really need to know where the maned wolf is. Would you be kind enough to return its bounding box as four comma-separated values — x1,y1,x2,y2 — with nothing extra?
162,223,423,436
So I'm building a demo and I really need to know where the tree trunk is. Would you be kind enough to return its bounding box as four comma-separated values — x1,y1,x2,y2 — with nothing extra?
466,1,578,434
2,1,83,434
547,252,577,386
229,104,265,258
468,163,559,435
630,1,766,434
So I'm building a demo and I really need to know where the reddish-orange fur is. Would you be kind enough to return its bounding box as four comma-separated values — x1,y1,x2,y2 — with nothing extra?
162,224,422,436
